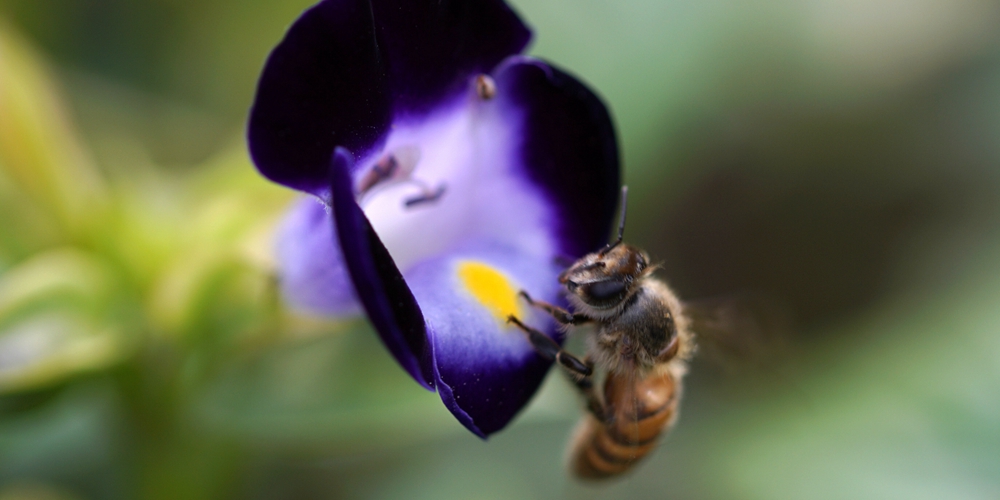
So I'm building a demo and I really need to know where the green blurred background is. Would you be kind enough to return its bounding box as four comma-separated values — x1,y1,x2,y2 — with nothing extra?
1,0,999,498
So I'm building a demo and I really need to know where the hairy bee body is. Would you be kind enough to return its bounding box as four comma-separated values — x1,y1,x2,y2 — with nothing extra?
586,279,693,377
509,187,697,480
570,277,693,479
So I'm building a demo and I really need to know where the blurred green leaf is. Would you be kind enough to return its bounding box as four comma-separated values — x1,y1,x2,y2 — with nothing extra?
0,249,128,393
0,21,107,250
0,381,122,499
0,484,81,500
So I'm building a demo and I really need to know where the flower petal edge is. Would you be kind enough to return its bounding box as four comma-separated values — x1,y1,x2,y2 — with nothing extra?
497,57,621,258
329,147,434,389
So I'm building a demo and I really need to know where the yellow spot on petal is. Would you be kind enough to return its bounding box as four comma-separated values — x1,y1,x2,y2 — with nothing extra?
457,261,523,324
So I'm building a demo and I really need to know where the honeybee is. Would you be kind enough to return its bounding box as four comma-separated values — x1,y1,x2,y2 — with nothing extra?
507,186,696,480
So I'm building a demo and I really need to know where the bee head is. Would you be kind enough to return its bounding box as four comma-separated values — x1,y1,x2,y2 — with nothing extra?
559,244,650,313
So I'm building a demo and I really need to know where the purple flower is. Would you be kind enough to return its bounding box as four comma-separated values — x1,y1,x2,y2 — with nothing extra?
247,0,619,437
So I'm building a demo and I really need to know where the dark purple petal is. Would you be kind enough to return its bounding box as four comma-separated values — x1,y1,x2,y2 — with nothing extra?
248,0,531,196
495,58,621,258
432,353,551,438
370,0,531,116
328,147,433,389
249,0,391,195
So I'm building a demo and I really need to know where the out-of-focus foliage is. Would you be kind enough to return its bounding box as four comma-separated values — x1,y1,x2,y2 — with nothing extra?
0,21,105,261
716,236,1000,500
0,23,116,390
0,19,287,395
1,0,999,499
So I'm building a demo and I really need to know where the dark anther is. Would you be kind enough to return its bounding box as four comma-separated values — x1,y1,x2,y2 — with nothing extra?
358,154,399,195
405,184,446,208
374,155,397,176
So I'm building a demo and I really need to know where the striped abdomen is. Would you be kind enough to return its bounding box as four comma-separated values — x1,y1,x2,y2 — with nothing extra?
570,367,681,479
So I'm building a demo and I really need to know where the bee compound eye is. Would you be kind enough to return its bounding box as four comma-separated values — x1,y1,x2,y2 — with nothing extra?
585,279,626,302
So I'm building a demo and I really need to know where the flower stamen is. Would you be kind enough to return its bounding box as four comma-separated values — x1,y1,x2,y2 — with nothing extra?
475,74,497,100
404,183,447,207
356,145,422,198
356,145,446,208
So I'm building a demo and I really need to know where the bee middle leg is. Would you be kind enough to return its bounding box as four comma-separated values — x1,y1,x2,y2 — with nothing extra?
506,315,606,421
518,290,591,326
564,355,606,421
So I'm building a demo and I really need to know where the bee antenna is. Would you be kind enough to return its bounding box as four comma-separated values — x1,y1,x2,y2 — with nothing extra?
599,186,628,256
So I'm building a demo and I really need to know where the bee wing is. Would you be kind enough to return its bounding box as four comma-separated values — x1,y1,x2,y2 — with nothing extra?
682,293,795,376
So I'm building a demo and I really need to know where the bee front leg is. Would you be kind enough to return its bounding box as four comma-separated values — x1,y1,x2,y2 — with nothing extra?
506,315,606,421
506,315,591,375
518,290,591,326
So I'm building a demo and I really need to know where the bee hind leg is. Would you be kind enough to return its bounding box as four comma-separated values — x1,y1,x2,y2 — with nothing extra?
506,315,606,421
